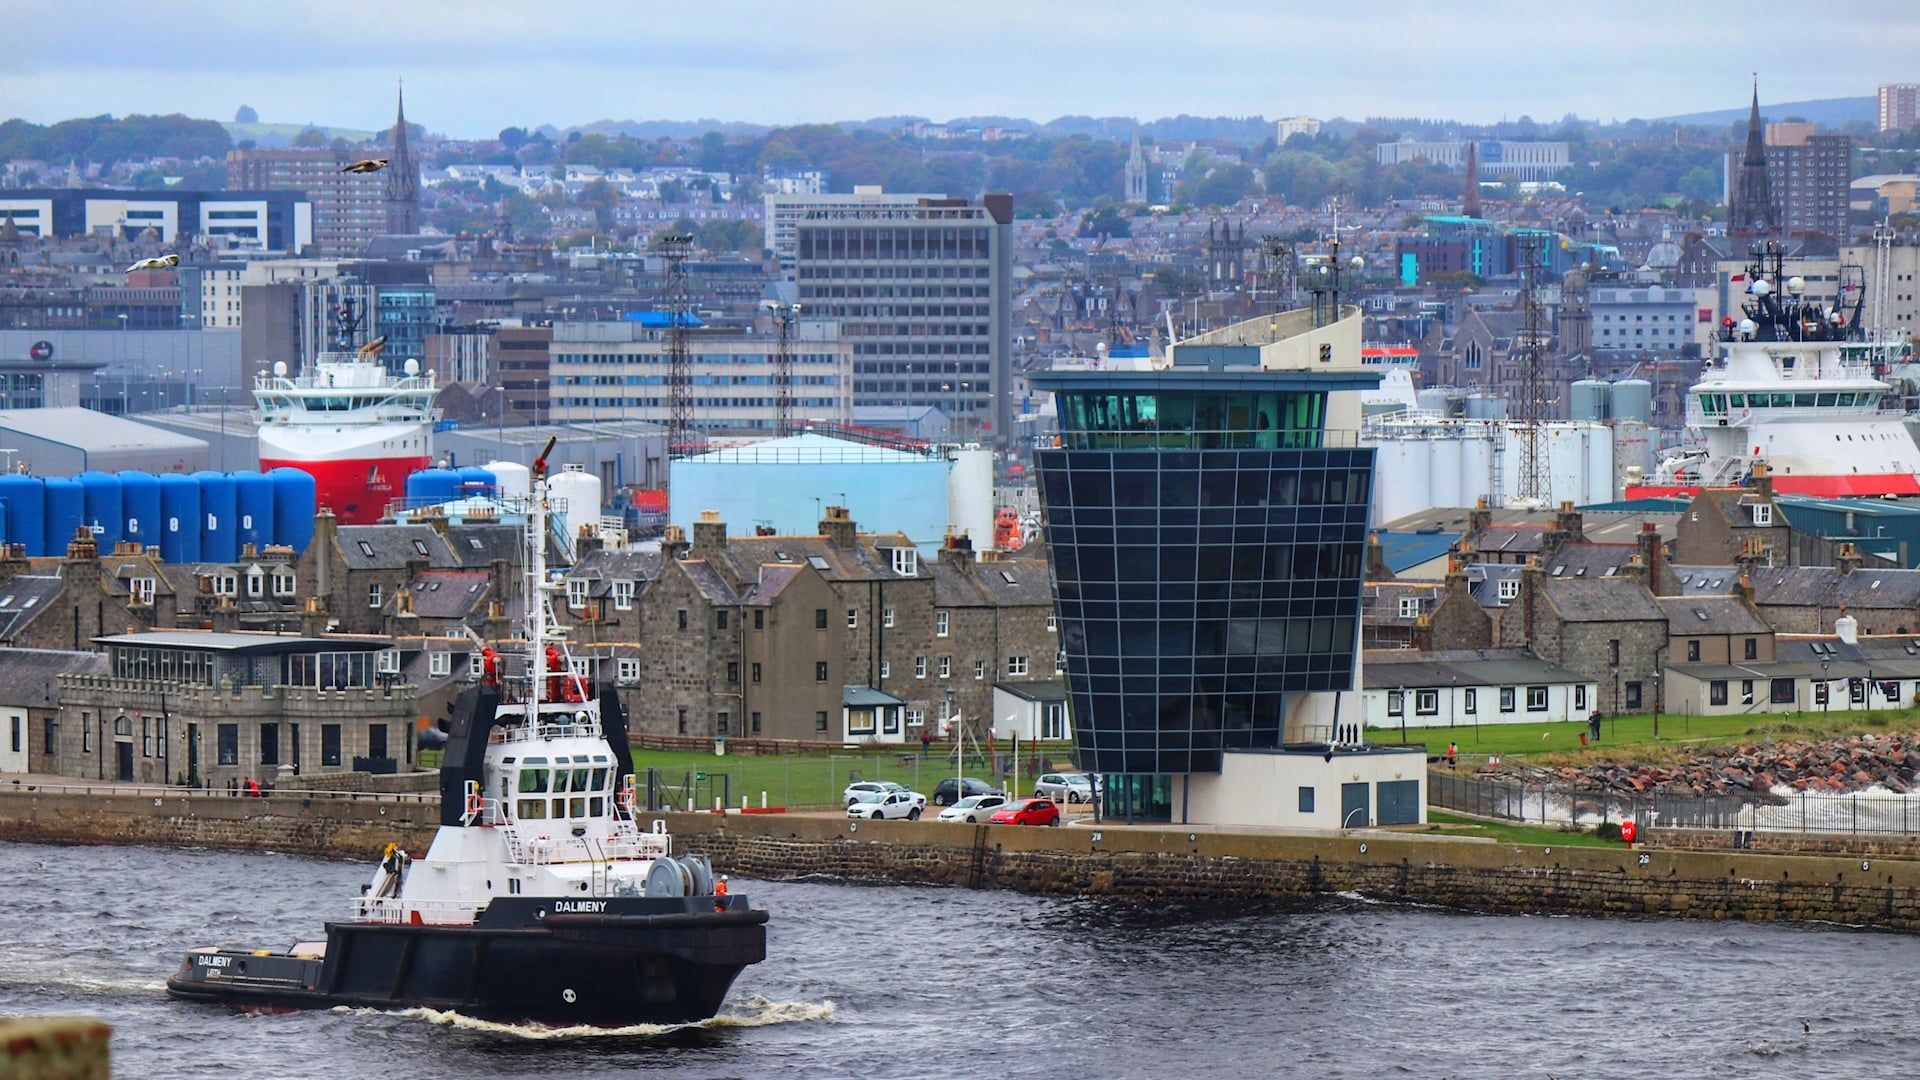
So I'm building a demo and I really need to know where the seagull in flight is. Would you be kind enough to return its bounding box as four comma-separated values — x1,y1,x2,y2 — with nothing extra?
125,254,179,273
341,158,389,174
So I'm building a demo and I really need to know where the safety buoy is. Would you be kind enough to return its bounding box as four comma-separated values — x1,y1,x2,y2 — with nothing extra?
616,785,635,812
465,791,483,818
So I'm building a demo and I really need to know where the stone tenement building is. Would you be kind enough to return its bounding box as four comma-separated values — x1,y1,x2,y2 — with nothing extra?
625,508,1056,744
1499,562,1668,714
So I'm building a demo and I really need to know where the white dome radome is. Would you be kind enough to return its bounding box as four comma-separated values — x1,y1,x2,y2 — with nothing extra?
1751,278,1772,297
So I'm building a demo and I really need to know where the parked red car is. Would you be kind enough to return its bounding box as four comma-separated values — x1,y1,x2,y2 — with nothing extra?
988,797,1061,826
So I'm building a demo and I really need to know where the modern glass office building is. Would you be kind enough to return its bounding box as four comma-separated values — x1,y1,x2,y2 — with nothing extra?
1029,363,1379,812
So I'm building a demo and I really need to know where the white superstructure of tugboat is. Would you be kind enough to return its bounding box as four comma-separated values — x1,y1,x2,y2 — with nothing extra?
1631,243,1920,499
167,438,766,1026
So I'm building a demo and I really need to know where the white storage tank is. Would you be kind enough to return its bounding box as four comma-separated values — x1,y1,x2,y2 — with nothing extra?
1460,436,1494,507
1584,423,1616,503
548,465,604,543
1463,394,1509,420
945,447,996,549
1370,439,1420,522
1430,437,1464,510
483,459,532,501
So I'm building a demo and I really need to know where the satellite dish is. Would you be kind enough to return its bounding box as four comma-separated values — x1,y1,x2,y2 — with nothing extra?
403,358,420,376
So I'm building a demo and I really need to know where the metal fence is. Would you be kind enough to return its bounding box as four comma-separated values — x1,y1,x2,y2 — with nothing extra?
640,749,1051,812
1429,769,1920,837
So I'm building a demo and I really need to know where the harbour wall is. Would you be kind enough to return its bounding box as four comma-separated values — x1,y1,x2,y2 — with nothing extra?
6,787,1920,931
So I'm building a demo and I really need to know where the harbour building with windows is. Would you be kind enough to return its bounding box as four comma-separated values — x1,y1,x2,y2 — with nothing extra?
1028,304,1427,829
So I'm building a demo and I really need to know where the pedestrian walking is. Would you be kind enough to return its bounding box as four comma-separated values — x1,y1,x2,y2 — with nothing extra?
920,727,932,759
1446,742,1458,769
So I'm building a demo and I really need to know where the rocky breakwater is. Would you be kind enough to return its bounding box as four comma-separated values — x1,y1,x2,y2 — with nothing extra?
1552,732,1920,801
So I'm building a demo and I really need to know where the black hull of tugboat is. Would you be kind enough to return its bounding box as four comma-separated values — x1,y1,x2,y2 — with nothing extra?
167,906,769,1027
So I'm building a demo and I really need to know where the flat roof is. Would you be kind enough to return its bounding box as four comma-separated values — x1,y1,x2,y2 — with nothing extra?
94,631,390,654
1026,368,1381,394
0,408,207,454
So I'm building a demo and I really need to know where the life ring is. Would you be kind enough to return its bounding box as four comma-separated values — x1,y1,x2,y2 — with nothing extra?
616,786,636,812
465,791,483,818
1740,407,1751,420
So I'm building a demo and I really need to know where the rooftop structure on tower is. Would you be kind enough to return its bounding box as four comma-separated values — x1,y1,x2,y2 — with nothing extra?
1730,80,1777,238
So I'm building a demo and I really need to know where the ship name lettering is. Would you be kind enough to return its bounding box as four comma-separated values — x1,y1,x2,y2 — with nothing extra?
554,901,607,913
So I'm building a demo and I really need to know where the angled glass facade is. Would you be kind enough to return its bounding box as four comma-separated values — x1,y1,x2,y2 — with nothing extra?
1032,370,1376,777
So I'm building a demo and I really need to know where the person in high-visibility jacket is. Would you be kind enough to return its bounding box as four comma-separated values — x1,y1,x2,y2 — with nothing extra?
713,875,729,912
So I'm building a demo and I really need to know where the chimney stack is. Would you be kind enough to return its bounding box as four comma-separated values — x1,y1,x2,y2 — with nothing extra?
1365,530,1392,581
1836,542,1864,577
661,524,690,561
691,509,727,552
820,505,857,548
1636,521,1664,593
1468,496,1492,536
1751,459,1774,500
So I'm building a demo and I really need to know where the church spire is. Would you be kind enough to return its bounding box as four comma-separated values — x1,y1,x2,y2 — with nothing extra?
1730,77,1775,238
1124,125,1148,204
385,80,420,235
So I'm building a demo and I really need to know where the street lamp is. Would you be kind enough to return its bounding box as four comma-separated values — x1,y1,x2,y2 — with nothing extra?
1820,656,1830,716
492,385,507,461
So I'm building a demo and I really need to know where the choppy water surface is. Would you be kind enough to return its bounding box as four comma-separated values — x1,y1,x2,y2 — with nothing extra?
1,841,1914,1078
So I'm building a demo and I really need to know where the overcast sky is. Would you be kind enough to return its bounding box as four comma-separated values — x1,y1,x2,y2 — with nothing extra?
3,0,1915,137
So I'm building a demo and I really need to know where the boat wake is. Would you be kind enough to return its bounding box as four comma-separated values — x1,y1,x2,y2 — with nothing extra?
336,995,835,1039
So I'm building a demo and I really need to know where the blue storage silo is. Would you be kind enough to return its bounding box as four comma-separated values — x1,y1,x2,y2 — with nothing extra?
453,466,496,496
158,473,202,563
118,471,162,552
0,502,8,557
42,476,84,557
0,474,45,556
233,471,275,551
406,467,460,506
269,467,317,553
76,472,123,550
195,470,238,562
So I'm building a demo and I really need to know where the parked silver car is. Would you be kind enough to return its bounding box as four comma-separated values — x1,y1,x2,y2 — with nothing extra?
936,794,1009,823
847,790,926,820
1031,773,1101,804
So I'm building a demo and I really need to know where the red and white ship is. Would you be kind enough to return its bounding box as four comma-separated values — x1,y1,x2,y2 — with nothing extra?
255,301,438,525
1629,246,1918,499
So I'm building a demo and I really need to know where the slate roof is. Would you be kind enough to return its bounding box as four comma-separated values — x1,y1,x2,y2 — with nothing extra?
1538,576,1665,623
565,549,661,599
401,570,492,620
337,525,461,570
446,523,525,567
0,647,107,704
1465,526,1549,556
705,534,924,588
1748,566,1841,607
1657,596,1772,637
0,576,64,640
928,558,1053,608
1362,582,1442,624
743,564,804,606
1542,543,1637,580
1361,648,1591,689
1468,563,1523,609
1832,569,1920,610
677,560,741,606
1668,565,1743,595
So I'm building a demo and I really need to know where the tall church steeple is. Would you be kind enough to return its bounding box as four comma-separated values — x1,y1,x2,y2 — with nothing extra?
1124,127,1148,204
1730,79,1776,238
385,81,421,235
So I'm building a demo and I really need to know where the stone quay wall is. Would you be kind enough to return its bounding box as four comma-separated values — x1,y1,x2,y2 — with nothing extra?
7,788,1920,932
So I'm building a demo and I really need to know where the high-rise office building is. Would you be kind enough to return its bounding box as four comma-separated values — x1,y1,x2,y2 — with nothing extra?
1766,133,1852,240
1027,304,1424,827
763,185,931,270
227,147,386,256
793,194,1013,443
1879,84,1920,132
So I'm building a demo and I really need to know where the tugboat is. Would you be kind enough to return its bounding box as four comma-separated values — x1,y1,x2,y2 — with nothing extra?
166,439,767,1026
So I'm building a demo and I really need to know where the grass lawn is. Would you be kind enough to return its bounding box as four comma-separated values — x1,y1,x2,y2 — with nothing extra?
1420,810,1623,849
1367,707,1920,762
627,745,1076,810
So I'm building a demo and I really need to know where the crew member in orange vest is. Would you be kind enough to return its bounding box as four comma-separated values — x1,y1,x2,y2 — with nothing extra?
713,875,729,912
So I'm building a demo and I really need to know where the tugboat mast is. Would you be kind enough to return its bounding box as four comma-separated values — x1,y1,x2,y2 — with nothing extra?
526,436,557,722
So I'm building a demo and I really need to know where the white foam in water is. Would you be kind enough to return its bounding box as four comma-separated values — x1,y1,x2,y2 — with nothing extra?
332,994,835,1039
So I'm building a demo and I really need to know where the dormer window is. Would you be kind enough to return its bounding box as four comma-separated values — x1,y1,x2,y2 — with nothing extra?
1496,578,1519,604
1751,503,1772,526
131,578,156,605
272,571,296,597
213,574,237,596
566,579,588,609
612,579,634,610
246,566,265,597
1398,597,1420,619
891,547,917,576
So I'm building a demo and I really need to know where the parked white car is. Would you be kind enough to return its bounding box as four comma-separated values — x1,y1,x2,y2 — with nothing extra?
936,794,1009,823
1032,773,1101,804
843,780,908,807
847,790,926,820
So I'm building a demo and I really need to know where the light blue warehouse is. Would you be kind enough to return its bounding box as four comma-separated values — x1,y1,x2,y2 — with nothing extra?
668,434,991,552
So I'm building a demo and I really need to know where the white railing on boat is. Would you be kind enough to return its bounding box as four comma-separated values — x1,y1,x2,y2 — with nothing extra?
351,897,483,924
488,721,604,744
496,822,669,867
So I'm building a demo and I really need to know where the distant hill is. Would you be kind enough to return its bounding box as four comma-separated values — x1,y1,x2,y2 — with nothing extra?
222,121,380,148
1653,96,1875,128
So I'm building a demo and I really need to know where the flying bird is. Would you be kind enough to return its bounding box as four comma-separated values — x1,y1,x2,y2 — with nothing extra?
341,158,390,174
125,254,179,273
357,336,388,358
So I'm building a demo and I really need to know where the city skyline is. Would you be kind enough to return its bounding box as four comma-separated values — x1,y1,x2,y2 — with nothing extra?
1,0,1915,138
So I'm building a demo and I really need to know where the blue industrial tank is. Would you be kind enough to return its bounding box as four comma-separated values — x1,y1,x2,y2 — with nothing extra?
194,470,238,562
232,471,275,552
269,467,317,553
453,466,497,496
405,467,461,506
75,471,123,550
42,476,84,557
117,471,162,552
158,473,202,563
0,474,46,556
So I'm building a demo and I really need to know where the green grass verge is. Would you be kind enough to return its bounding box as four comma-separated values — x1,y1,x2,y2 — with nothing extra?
1421,809,1624,849
1368,707,1920,761
627,745,1076,810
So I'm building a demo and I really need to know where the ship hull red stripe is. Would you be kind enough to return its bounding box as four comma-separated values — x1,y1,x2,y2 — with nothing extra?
1627,474,1920,501
260,455,429,526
